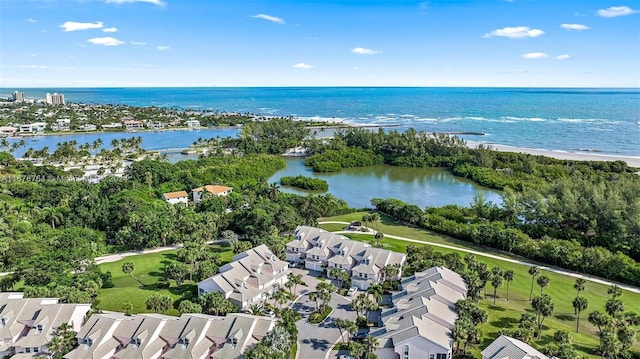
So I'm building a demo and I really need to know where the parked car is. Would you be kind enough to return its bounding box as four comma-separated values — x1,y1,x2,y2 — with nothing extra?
339,355,356,359
347,287,358,296
288,262,297,268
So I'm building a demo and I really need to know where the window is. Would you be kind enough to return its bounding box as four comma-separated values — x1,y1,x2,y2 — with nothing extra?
403,345,409,359
437,354,447,359
25,348,31,353
429,355,434,359
34,347,39,353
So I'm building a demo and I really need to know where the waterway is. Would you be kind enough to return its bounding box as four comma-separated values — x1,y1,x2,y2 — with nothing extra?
268,157,502,209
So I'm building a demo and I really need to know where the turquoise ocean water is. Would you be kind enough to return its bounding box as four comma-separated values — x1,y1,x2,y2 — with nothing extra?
2,87,639,156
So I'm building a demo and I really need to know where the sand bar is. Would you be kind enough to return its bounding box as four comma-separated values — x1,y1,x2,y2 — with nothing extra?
466,141,640,168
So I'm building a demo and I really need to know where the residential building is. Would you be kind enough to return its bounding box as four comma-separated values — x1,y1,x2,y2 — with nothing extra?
79,124,97,131
102,122,123,130
287,226,406,290
12,92,26,103
192,185,234,204
0,293,91,358
123,119,144,130
197,244,289,309
64,312,278,359
375,267,467,359
51,119,71,131
185,119,201,128
481,335,550,359
162,191,189,205
17,122,47,133
0,126,17,136
45,93,65,106
147,121,165,130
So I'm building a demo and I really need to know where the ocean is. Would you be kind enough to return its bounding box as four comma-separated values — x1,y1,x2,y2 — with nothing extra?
2,87,639,156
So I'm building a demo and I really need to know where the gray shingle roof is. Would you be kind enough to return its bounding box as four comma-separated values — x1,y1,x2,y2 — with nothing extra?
481,335,550,359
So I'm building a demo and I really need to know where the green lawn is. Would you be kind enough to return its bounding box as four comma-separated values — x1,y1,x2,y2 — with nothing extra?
96,245,234,314
321,215,640,358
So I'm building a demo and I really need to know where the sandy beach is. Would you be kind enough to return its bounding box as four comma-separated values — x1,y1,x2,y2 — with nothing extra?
466,141,640,168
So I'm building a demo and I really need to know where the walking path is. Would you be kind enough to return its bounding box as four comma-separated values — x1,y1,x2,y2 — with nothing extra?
0,240,222,277
319,221,640,294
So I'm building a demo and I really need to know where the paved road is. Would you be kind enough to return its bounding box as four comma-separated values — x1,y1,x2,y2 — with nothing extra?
293,292,357,359
319,221,640,294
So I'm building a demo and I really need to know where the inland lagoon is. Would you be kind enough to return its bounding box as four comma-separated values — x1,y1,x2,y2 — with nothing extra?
269,157,502,209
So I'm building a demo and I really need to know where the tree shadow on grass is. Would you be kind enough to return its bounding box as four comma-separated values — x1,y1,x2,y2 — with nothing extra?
490,316,518,328
555,314,575,321
489,305,507,311
162,252,178,261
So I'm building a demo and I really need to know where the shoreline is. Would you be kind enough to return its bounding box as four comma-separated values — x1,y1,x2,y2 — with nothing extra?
467,140,640,168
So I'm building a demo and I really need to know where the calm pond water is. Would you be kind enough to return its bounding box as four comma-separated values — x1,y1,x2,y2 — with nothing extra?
268,157,502,209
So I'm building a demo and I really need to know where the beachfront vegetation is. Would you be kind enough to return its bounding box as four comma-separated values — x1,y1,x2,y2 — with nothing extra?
280,175,329,191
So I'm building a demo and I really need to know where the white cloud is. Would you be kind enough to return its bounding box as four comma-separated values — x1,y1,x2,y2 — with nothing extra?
252,14,285,24
597,6,637,17
88,37,125,46
483,26,544,39
293,63,313,69
60,21,104,32
556,54,571,60
105,0,165,6
561,23,590,30
19,65,47,69
130,41,147,45
521,52,548,59
26,18,37,23
352,47,379,55
102,27,118,33
157,46,170,51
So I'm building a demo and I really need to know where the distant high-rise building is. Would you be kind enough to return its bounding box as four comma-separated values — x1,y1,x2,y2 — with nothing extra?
12,91,26,103
45,93,65,105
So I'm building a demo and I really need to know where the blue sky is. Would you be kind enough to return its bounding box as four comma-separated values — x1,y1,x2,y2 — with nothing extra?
0,0,638,87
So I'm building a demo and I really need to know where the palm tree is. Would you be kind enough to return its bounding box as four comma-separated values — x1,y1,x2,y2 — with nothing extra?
362,335,379,356
271,288,288,309
122,262,144,286
333,318,350,343
349,342,366,359
503,270,515,302
574,278,586,298
122,302,134,316
245,303,266,316
41,206,64,229
146,293,163,313
537,275,550,294
528,266,540,301
572,296,588,333
329,268,349,289
607,285,622,298
287,272,305,296
531,294,554,338
382,263,400,283
605,298,624,318
491,274,503,306
367,284,384,305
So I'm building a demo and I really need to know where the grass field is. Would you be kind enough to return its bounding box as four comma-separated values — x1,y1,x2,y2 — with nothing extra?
320,212,640,358
96,245,234,314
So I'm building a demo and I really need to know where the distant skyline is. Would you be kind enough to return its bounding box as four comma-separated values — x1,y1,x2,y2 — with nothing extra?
0,0,639,87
